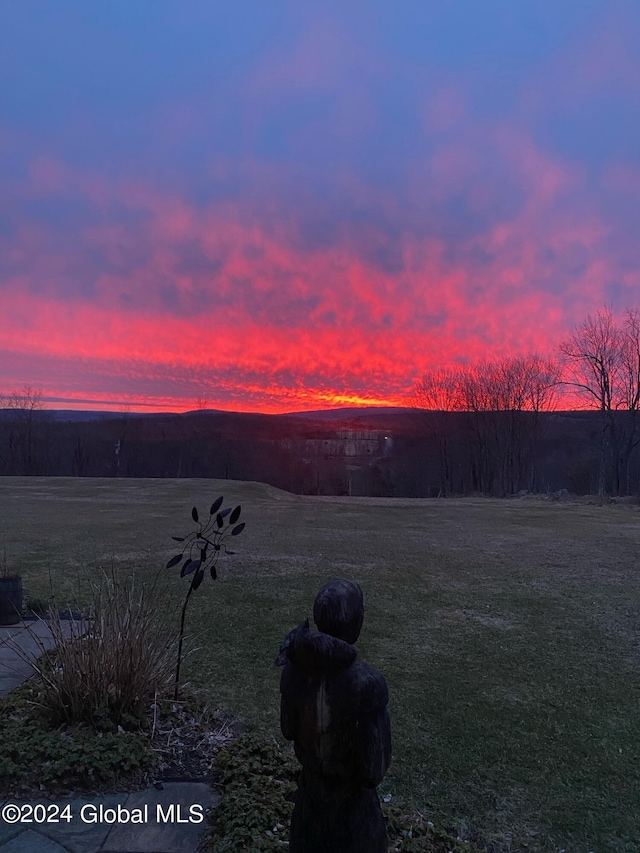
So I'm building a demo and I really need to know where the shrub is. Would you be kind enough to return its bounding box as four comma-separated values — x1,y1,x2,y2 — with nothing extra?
208,732,297,852
207,733,481,853
0,682,156,794
19,571,177,729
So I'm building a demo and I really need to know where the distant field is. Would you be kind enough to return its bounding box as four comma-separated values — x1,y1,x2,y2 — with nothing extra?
1,477,639,852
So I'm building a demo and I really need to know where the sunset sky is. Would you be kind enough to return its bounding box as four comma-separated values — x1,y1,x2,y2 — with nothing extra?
2,1,640,413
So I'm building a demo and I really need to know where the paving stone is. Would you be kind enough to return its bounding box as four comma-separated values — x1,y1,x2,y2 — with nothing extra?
0,814,21,847
0,794,116,853
0,799,49,846
0,626,28,639
38,794,129,853
102,783,219,853
0,620,83,699
0,673,29,693
0,828,70,852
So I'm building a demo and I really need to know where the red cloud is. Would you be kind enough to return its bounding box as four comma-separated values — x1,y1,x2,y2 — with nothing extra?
1,117,633,414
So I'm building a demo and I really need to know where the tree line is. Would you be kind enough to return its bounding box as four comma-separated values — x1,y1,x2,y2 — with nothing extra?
2,306,640,498
412,306,640,496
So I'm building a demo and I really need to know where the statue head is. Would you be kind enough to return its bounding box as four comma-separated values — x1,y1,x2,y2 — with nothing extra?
313,578,364,644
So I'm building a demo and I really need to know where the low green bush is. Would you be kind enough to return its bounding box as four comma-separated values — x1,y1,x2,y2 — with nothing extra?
207,732,481,853
0,682,155,794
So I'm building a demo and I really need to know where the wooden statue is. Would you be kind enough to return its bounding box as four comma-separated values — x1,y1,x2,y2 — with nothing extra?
276,578,391,852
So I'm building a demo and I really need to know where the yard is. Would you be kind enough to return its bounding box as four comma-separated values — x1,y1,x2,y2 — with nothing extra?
1,477,638,852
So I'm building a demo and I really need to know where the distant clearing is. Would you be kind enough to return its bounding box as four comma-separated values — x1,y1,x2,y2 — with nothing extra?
1,477,639,852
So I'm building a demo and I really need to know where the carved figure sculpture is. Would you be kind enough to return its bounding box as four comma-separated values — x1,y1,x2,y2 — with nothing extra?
276,578,391,852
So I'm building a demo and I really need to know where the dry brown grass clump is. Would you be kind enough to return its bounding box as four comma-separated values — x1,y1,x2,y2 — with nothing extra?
21,572,178,729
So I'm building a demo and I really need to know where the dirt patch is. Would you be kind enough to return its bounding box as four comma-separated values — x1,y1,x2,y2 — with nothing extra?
150,701,239,783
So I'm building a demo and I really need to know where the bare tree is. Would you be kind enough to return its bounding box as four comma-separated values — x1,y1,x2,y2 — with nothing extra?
521,354,561,413
71,428,88,476
412,368,466,495
414,356,560,495
505,355,561,491
413,368,465,412
559,307,622,408
456,361,506,494
559,306,640,494
112,406,132,477
6,386,47,475
617,308,640,493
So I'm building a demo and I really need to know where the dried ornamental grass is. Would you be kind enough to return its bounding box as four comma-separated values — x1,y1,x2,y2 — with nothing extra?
15,572,178,729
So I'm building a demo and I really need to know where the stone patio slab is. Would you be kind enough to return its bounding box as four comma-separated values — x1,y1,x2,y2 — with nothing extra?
1,828,70,852
38,794,129,853
0,619,86,696
101,783,219,853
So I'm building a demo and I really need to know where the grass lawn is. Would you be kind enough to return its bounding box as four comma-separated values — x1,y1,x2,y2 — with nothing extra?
1,477,639,852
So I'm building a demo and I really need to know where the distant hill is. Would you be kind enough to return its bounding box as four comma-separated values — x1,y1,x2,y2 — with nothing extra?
281,406,416,419
46,410,148,422
42,405,415,422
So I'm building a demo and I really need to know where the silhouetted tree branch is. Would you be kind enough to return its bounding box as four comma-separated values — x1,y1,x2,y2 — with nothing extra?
559,305,640,494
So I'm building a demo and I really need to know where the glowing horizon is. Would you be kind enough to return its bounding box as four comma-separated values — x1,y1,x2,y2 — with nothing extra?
31,392,411,416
